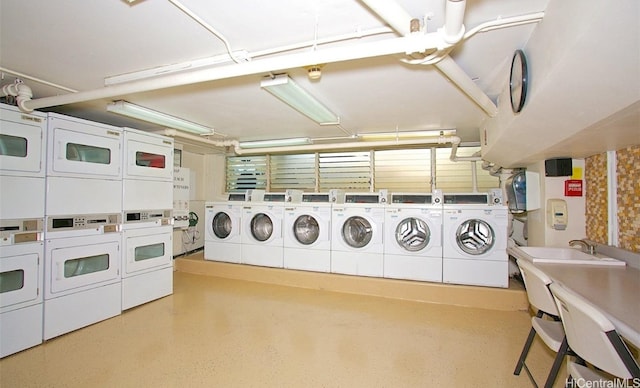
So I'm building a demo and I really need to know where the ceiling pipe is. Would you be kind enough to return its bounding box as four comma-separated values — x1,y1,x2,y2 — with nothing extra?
1,67,78,93
158,128,460,156
1,80,33,112
435,56,498,117
400,12,545,66
442,0,467,43
362,0,498,117
21,33,440,112
105,27,394,86
449,141,481,162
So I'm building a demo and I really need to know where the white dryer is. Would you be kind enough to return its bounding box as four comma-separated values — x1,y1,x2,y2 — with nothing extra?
0,241,44,358
330,193,385,277
122,128,173,213
442,193,509,288
44,230,121,340
121,224,173,310
205,195,245,263
283,193,332,273
0,104,47,221
241,194,285,268
383,192,443,282
46,113,123,216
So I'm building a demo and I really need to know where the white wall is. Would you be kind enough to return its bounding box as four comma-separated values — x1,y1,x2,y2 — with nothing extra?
173,149,210,256
526,159,586,247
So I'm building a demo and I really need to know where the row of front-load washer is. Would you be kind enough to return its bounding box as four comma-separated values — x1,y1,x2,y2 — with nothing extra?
0,103,174,358
205,189,509,288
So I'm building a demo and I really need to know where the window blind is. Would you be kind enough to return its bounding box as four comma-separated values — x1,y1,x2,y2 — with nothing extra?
226,155,268,192
374,149,431,192
318,151,371,192
270,154,316,191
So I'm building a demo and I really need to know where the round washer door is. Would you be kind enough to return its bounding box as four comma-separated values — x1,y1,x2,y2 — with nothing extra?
293,215,320,245
456,219,495,255
342,216,372,248
212,212,232,239
251,213,273,242
395,217,430,252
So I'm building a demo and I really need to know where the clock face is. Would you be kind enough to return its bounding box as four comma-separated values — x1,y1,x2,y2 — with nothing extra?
510,50,528,113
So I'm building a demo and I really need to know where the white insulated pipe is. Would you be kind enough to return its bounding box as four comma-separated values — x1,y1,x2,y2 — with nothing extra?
1,81,33,112
449,139,481,162
470,161,478,192
434,56,497,117
234,135,458,155
442,0,467,43
159,128,460,156
22,33,440,112
362,0,497,117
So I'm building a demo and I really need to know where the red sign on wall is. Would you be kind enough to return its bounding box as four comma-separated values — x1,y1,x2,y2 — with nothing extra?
565,179,583,197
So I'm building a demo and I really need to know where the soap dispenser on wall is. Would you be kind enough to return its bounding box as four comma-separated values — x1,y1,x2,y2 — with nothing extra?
547,199,568,230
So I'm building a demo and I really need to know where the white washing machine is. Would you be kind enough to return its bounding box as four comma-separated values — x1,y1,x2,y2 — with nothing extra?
330,193,385,277
43,215,122,340
121,223,173,310
241,194,285,268
383,192,443,282
0,240,44,358
204,196,244,263
283,193,332,273
46,113,123,216
0,104,47,221
442,193,509,288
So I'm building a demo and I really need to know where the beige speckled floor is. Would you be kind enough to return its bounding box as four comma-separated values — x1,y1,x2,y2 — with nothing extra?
1,270,565,387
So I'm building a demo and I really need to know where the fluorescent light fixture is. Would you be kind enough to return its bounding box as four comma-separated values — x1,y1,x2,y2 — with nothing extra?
107,100,213,135
260,74,340,125
359,129,457,140
239,137,312,149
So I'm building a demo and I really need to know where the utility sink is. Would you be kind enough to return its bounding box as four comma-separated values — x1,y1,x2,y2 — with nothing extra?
516,246,626,267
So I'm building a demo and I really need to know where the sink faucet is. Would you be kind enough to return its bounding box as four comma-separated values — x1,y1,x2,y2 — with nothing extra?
569,239,596,255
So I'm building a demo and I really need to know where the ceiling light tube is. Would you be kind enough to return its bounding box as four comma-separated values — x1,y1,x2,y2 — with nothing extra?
239,137,312,149
260,74,339,125
107,100,213,134
359,129,456,140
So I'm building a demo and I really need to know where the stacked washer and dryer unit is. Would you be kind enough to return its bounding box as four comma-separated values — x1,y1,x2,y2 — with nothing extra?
121,128,174,310
43,113,124,340
0,104,47,357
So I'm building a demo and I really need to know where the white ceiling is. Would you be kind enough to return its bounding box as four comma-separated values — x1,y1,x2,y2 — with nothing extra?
0,0,549,146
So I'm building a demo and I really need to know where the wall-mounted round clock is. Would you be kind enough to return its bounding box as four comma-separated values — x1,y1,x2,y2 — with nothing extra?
509,49,528,113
